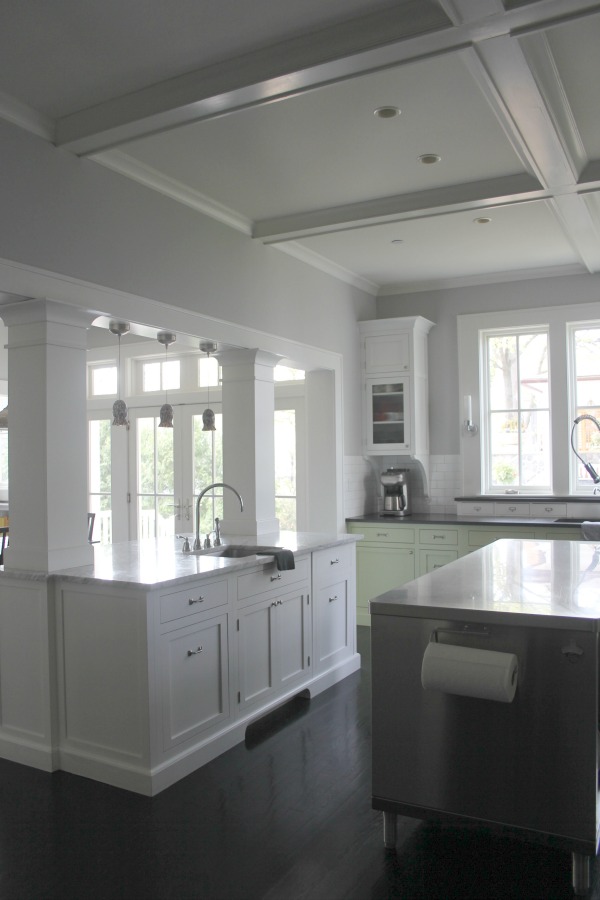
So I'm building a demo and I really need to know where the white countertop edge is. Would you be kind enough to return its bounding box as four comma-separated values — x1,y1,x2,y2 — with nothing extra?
1,532,359,589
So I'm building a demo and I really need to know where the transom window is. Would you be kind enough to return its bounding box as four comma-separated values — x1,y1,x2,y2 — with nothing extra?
89,364,117,396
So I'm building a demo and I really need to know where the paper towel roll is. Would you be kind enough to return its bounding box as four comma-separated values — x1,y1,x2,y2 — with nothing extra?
421,642,518,703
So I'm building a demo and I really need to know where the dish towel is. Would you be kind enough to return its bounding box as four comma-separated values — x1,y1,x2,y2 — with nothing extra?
581,521,600,541
257,548,295,570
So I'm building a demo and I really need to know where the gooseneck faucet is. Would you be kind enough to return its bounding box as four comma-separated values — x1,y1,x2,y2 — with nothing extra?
571,415,600,490
194,483,244,550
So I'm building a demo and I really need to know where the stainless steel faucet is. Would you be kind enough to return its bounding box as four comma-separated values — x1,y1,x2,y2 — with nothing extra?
194,483,244,550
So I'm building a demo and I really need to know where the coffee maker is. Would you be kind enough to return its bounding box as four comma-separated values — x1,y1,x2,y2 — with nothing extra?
380,467,410,516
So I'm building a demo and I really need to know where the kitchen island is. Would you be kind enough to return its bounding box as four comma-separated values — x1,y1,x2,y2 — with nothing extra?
370,538,600,896
0,531,359,795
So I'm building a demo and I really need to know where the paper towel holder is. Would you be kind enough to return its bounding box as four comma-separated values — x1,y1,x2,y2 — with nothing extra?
431,625,490,643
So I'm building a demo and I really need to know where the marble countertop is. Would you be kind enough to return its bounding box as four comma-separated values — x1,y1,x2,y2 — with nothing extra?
370,538,600,630
47,531,357,589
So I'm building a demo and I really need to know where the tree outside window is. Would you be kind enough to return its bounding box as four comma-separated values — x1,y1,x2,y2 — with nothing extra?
485,330,550,491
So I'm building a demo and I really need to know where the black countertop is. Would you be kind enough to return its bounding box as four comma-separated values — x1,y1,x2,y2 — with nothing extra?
346,512,588,528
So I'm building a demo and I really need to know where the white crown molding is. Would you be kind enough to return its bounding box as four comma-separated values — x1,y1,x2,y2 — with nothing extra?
0,90,54,142
377,262,587,296
91,149,253,235
274,242,378,296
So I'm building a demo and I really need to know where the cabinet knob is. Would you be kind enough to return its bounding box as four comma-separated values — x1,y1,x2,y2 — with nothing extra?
188,595,205,605
330,558,339,565
328,595,338,603
187,646,203,656
270,573,282,582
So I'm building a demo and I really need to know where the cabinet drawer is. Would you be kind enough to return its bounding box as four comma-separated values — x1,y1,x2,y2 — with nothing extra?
313,543,354,585
418,527,458,547
493,502,530,517
529,502,567,518
351,524,415,544
160,577,228,623
237,555,310,601
456,501,495,516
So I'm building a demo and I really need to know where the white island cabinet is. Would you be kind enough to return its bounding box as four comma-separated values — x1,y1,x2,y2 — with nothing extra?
10,533,361,796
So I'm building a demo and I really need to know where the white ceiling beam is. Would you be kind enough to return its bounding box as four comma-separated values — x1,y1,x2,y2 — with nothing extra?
253,174,544,243
55,3,460,155
552,191,600,273
54,0,600,157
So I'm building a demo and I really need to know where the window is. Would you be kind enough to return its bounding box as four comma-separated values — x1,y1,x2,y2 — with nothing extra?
570,325,600,490
88,418,112,543
458,301,600,496
483,328,550,492
89,365,117,396
274,409,296,529
141,359,180,393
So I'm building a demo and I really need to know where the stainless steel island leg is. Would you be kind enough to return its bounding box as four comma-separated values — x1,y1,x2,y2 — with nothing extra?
572,852,591,895
383,811,397,849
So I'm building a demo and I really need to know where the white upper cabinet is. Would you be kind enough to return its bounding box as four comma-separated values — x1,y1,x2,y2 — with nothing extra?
360,316,434,459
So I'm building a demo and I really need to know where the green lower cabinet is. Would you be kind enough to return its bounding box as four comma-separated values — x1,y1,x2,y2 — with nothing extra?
355,545,415,626
419,548,458,575
349,520,583,627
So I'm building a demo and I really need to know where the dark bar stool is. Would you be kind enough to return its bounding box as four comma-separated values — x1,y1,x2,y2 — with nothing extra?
0,526,8,565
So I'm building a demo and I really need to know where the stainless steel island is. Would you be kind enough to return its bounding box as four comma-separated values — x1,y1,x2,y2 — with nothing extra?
370,539,600,896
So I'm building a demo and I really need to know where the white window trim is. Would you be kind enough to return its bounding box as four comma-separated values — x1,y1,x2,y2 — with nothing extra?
480,323,551,495
458,300,600,497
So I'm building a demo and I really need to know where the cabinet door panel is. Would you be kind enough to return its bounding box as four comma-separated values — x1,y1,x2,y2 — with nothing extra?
418,548,458,576
238,600,274,707
356,546,415,611
314,580,350,670
364,333,410,373
278,591,310,689
160,614,229,750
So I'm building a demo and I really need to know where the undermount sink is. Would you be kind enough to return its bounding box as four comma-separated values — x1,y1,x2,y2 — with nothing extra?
213,544,280,558
188,544,280,558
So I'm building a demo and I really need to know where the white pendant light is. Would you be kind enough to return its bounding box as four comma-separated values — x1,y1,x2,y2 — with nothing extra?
109,321,130,427
200,341,217,431
157,331,176,428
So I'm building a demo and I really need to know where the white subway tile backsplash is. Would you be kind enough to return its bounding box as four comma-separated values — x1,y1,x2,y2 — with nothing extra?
343,454,462,518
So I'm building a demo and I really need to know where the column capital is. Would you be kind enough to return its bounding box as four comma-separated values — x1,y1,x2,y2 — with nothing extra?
0,298,97,329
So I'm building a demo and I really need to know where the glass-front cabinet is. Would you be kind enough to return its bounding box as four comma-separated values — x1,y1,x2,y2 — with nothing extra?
360,316,433,459
365,377,410,451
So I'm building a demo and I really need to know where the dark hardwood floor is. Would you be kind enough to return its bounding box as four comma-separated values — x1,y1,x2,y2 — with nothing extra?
0,627,598,899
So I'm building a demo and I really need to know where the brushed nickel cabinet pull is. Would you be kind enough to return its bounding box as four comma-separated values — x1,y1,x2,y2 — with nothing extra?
188,595,205,605
187,646,203,656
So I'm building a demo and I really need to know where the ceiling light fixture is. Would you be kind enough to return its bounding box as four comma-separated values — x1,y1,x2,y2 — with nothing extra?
418,153,441,165
200,340,217,432
109,320,130,427
374,106,400,119
391,239,404,245
157,331,176,428
474,217,492,224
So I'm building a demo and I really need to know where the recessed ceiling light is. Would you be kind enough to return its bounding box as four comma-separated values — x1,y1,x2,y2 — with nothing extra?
418,153,441,165
391,239,404,244
374,106,400,119
474,216,491,224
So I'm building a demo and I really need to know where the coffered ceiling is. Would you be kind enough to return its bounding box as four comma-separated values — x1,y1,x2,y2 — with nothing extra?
1,0,600,295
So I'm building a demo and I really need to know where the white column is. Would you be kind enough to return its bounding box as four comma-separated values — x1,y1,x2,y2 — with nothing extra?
1,299,95,572
305,369,339,533
218,349,280,537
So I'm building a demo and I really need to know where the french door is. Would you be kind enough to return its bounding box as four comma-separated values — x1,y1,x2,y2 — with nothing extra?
128,405,223,540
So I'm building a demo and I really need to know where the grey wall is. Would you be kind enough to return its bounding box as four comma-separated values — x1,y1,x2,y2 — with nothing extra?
0,120,376,454
377,274,600,455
